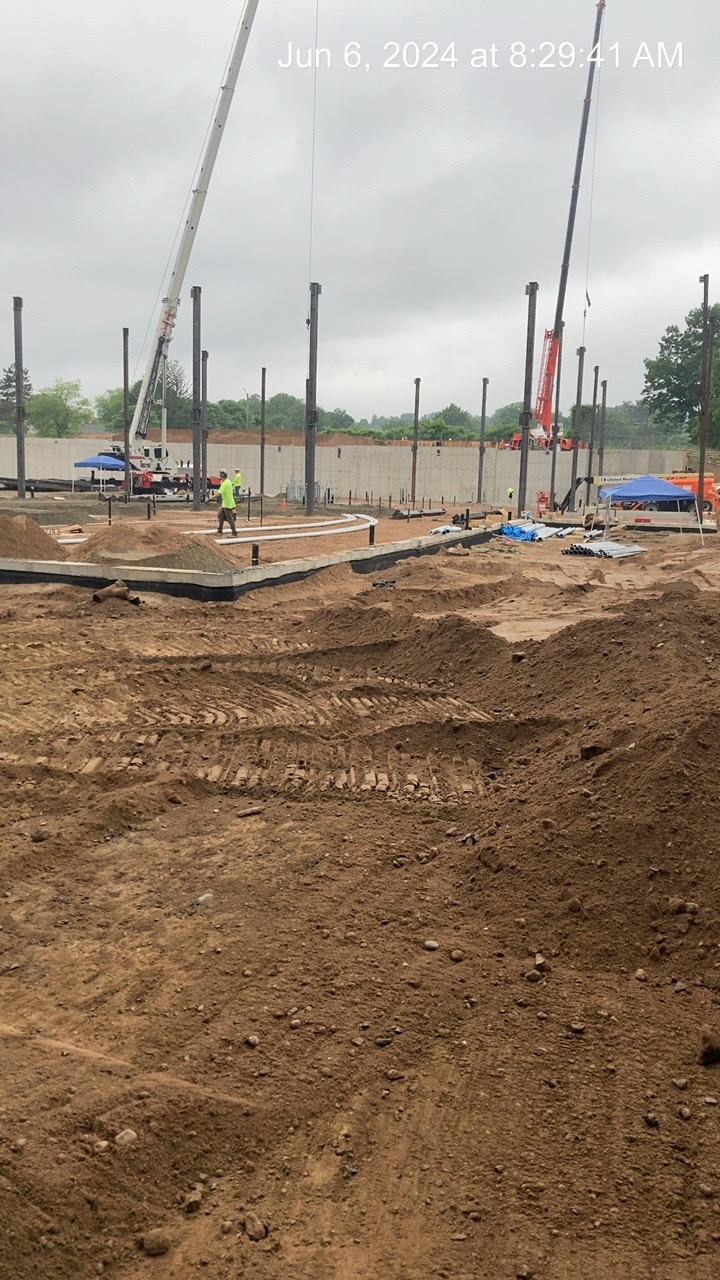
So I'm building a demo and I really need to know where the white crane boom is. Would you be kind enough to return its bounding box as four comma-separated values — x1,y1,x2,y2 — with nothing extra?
128,0,260,448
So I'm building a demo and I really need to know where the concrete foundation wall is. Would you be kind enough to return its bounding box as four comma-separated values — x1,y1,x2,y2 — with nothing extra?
0,437,686,509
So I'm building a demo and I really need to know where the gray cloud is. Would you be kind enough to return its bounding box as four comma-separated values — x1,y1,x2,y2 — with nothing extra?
1,0,717,420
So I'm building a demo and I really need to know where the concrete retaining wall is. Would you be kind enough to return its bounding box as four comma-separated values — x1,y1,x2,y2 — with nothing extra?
0,437,686,510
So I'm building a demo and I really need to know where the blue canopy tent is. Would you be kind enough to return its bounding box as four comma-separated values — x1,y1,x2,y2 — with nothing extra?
72,453,125,494
74,454,125,470
597,474,702,542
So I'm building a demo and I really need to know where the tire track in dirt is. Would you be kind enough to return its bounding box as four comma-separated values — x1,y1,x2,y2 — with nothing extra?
38,677,495,802
0,1022,254,1109
1,647,496,802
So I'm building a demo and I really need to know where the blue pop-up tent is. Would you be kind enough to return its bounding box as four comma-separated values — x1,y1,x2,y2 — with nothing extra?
74,454,125,470
597,473,702,541
72,453,126,494
599,474,694,503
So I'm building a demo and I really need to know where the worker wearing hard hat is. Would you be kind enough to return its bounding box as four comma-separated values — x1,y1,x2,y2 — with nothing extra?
217,470,237,537
233,468,244,501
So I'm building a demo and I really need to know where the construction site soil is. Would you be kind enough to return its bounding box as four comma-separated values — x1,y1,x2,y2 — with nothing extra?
0,514,68,561
2,532,720,1279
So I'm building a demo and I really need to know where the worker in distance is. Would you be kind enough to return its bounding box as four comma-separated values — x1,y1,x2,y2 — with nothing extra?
216,470,238,537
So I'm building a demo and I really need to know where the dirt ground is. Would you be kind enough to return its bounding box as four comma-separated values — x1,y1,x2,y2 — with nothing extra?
2,529,720,1279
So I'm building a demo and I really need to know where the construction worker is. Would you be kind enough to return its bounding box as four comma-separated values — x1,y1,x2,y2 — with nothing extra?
507,486,514,502
217,470,237,537
233,468,244,501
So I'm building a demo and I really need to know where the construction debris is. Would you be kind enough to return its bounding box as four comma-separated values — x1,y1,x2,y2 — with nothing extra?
562,541,646,559
92,579,142,605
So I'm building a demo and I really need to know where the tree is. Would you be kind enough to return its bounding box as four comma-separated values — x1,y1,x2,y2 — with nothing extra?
486,402,524,439
96,384,137,434
439,402,473,429
208,398,249,431
568,403,595,437
643,304,720,444
27,380,94,437
166,359,188,400
95,360,192,434
0,364,33,434
598,399,676,449
164,360,191,430
319,407,355,433
265,392,305,433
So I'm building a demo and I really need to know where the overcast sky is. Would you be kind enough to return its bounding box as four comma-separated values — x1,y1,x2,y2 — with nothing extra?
2,0,718,420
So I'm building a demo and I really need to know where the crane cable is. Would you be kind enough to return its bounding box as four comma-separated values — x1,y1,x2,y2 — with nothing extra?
307,0,321,315
581,56,603,347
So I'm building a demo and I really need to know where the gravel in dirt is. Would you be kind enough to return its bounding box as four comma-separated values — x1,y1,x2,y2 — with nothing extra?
1,533,720,1279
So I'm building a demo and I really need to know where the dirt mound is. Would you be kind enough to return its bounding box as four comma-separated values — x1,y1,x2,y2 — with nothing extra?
75,522,185,563
0,514,66,561
465,580,714,715
311,602,405,649
138,539,237,573
375,611,510,683
448,586,720,974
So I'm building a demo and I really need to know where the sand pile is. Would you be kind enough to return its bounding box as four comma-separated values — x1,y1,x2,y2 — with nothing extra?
138,539,237,573
75,523,248,572
312,602,406,649
0,514,66,561
74,522,184,563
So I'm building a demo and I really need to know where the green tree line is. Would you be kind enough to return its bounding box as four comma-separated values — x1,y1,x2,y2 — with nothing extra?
1,302,715,446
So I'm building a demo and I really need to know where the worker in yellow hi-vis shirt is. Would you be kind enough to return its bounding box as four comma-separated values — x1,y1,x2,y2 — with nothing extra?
233,468,244,501
216,470,237,537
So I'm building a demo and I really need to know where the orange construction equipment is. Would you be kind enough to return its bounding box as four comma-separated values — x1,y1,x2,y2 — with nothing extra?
660,472,720,513
535,331,560,434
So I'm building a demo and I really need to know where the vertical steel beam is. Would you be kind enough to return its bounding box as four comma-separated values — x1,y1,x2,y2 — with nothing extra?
517,282,539,515
570,346,586,503
123,327,130,499
13,297,26,499
191,285,202,511
305,283,321,514
476,376,489,504
410,377,421,508
586,363,600,506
